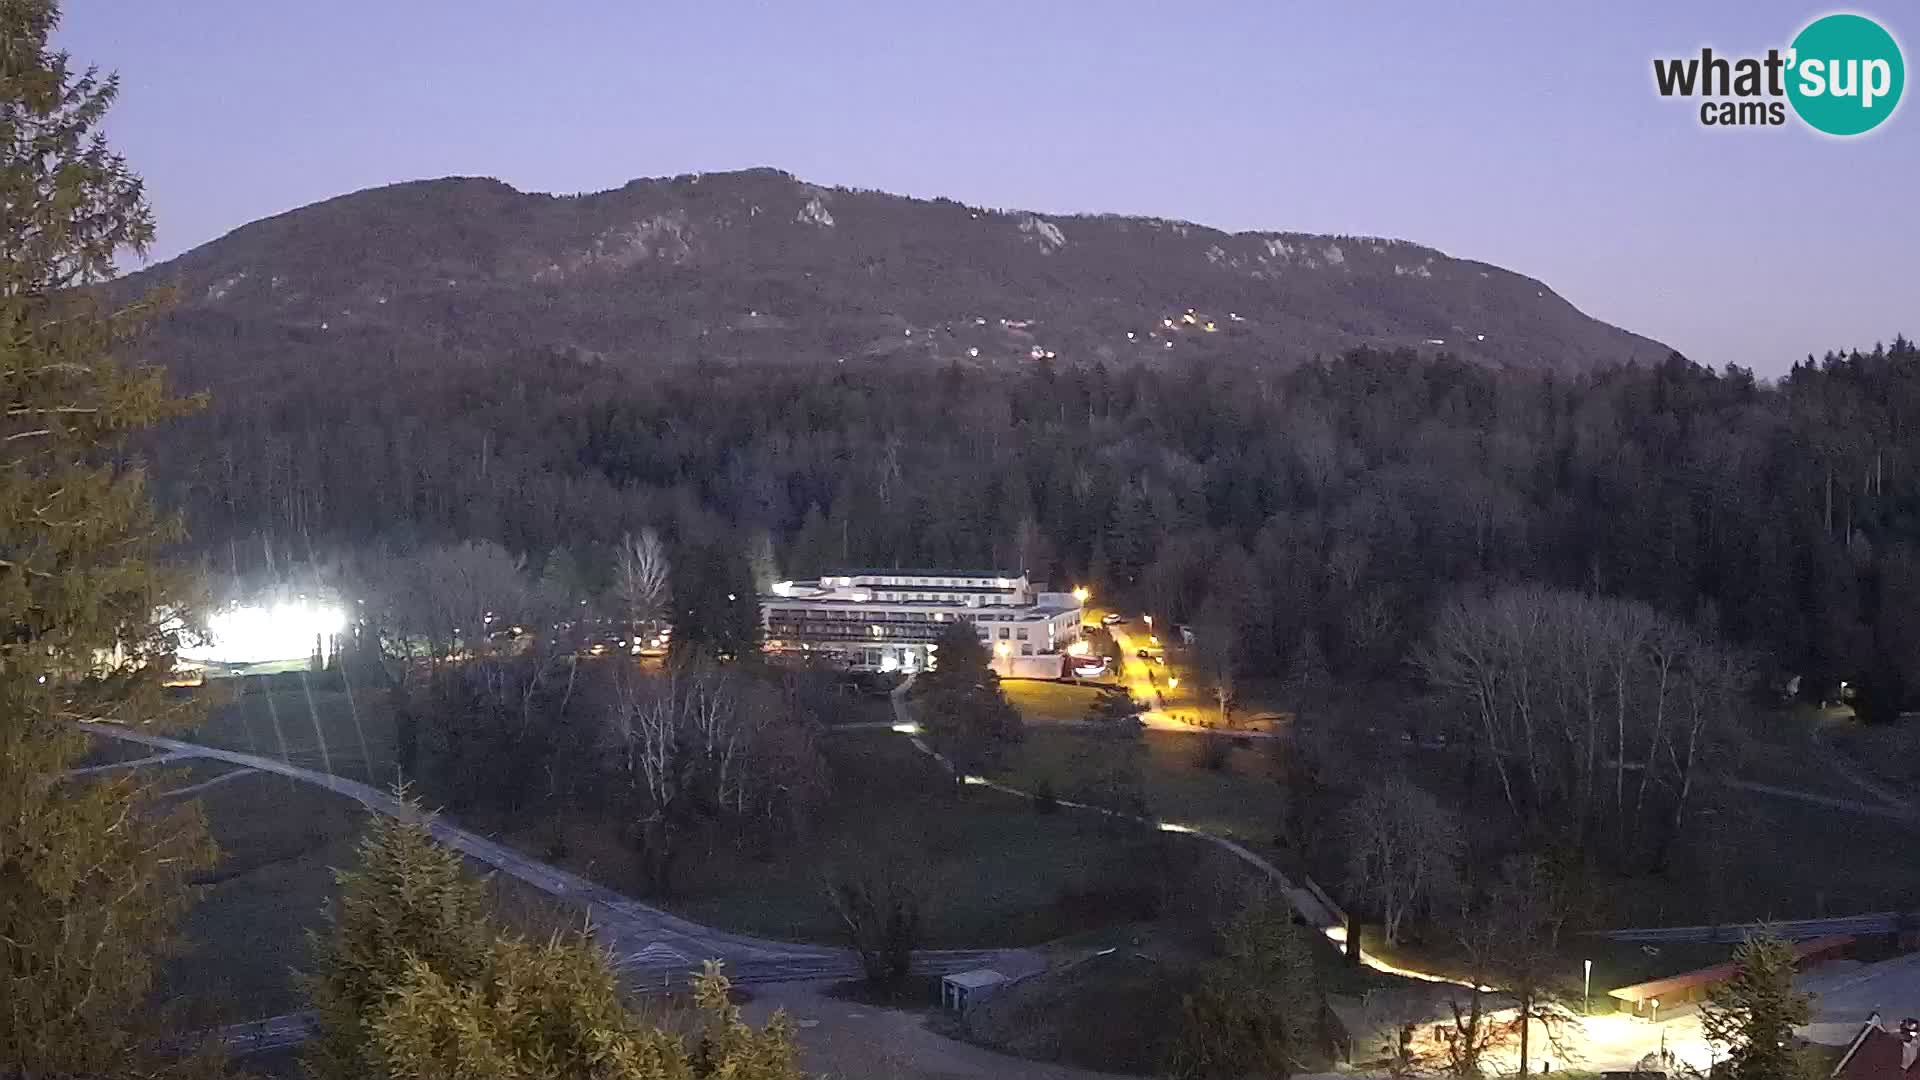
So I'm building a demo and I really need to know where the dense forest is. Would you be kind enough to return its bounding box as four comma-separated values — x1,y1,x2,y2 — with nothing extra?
146,336,1920,713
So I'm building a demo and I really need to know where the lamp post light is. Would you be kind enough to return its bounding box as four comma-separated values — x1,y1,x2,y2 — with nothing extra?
1650,998,1660,1024
1584,959,1592,1017
1072,586,1090,606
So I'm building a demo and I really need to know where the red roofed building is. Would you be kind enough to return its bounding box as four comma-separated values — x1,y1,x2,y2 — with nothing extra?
1607,936,1855,1019
1833,1015,1920,1080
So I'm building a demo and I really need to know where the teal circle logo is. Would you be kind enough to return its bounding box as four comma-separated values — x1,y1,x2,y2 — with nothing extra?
1787,13,1904,136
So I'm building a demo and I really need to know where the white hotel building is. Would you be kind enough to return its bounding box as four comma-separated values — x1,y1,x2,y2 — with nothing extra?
762,569,1084,677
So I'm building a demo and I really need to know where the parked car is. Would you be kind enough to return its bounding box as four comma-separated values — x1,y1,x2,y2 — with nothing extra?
1101,613,1124,625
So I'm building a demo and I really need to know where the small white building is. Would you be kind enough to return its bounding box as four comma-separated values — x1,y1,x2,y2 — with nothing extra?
761,569,1082,675
941,968,1009,1012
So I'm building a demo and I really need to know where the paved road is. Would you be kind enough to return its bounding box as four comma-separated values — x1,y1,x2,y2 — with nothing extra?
81,723,1025,1034
1100,616,1279,738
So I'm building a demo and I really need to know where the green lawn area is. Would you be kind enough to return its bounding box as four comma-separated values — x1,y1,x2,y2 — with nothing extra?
510,730,1194,948
157,769,368,1023
1661,787,1920,923
1823,709,1920,790
956,906,1395,1076
154,760,588,1028
1727,704,1874,799
1369,733,1920,929
993,726,1284,842
190,663,398,784
817,691,897,727
1003,679,1108,724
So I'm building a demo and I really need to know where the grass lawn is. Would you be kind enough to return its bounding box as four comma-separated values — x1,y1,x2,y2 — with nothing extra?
1823,710,1920,790
1661,788,1920,923
1368,736,1920,929
1002,678,1111,724
953,929,1205,1074
189,663,399,785
1728,705,1873,799
817,691,897,726
155,761,588,1028
955,912,1394,1076
157,769,369,1023
993,726,1284,842
507,730,1196,949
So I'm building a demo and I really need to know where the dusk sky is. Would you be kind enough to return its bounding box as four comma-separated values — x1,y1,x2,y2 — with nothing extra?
60,1,1916,375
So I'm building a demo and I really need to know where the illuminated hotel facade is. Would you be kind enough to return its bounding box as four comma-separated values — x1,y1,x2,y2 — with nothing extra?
761,569,1083,676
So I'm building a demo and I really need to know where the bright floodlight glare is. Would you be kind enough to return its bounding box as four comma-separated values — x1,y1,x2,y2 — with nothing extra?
180,601,346,665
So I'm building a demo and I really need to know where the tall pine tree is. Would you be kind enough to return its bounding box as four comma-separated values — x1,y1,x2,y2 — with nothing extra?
1699,931,1815,1080
1,2,220,1073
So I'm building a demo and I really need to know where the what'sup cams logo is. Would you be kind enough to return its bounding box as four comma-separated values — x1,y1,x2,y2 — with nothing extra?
1654,12,1904,135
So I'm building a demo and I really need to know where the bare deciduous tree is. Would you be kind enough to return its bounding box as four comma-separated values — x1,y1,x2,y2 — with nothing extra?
612,527,671,631
607,658,827,895
1343,777,1463,945
1417,584,1749,867
1192,612,1237,729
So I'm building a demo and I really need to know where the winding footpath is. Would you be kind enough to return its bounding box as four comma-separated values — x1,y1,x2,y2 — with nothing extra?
78,722,1026,1055
883,680,1466,987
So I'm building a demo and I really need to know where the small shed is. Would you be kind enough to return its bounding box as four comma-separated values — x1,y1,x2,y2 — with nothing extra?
941,968,1008,1012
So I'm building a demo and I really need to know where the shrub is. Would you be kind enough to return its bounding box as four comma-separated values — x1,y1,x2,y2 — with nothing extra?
1195,734,1232,772
1034,776,1061,814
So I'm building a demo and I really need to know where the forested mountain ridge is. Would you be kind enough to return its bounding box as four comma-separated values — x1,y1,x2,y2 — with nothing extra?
110,169,1920,718
141,320,1920,718
119,166,1667,378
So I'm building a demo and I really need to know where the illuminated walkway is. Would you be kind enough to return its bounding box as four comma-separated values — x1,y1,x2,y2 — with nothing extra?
892,678,1721,1072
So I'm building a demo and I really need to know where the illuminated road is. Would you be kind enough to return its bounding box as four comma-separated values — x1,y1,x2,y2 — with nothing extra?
1096,612,1276,737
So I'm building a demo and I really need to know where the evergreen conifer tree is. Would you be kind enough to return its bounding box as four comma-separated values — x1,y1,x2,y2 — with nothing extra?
1700,931,1815,1080
2,3,221,1073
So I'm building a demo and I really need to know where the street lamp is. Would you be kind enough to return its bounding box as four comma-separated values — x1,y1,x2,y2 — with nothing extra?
1072,586,1090,605
1650,998,1660,1024
1167,676,1179,690
994,642,1011,659
1584,959,1592,1016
